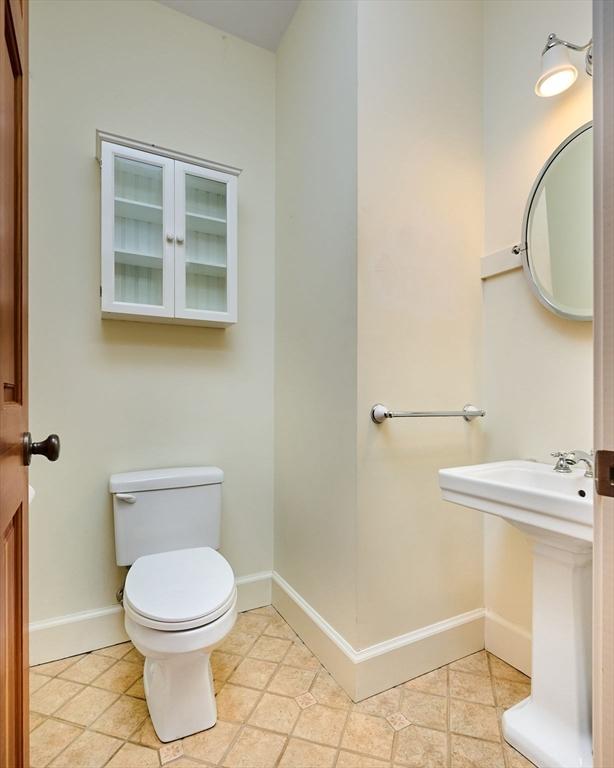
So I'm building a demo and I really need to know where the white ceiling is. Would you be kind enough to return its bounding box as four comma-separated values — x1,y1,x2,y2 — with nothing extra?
158,0,300,51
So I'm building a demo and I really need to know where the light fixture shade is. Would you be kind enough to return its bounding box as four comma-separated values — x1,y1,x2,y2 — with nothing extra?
535,44,578,97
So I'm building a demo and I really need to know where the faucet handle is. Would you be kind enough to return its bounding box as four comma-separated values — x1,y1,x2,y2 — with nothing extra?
551,451,575,472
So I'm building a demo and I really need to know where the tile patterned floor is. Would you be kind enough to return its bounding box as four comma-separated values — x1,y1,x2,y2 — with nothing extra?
29,605,535,768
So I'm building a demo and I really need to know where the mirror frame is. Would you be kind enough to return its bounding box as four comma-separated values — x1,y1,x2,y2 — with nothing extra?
518,121,593,322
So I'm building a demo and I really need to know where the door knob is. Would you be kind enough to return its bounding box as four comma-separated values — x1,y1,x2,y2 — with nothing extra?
23,433,60,465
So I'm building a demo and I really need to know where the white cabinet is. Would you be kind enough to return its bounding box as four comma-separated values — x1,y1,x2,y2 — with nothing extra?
100,139,238,326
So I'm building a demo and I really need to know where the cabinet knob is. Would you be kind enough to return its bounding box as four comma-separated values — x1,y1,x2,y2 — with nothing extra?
166,233,175,243
176,236,185,245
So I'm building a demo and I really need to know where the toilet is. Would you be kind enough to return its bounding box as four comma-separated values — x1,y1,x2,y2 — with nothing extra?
110,466,237,743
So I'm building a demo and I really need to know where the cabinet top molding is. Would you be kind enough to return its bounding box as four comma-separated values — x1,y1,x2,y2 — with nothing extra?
95,130,242,177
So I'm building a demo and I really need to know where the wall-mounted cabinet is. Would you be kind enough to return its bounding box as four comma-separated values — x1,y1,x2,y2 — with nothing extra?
99,137,238,326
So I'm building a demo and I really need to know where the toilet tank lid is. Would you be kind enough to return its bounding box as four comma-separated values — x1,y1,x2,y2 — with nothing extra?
109,466,223,493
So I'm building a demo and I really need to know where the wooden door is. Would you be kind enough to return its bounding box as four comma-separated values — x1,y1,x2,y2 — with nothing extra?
0,0,29,766
593,1,614,765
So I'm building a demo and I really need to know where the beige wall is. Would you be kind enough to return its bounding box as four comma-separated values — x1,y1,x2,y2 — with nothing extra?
29,0,276,625
274,0,359,646
482,0,593,640
356,0,485,648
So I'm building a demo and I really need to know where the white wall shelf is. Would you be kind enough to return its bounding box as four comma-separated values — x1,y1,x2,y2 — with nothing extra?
100,138,239,327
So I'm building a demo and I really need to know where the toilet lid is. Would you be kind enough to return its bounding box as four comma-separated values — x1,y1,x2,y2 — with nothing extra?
124,547,235,626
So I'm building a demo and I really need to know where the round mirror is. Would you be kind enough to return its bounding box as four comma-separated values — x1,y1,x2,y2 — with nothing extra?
520,122,593,321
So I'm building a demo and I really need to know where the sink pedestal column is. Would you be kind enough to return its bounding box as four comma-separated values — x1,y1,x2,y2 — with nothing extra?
502,538,593,768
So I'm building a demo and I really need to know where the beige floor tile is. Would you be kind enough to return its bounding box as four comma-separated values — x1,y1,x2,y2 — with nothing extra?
124,647,145,665
92,660,143,693
493,679,531,709
30,712,46,732
354,688,402,717
503,743,537,768
94,642,133,660
293,703,348,746
216,684,261,722
448,652,489,677
451,733,505,768
449,700,500,742
31,677,84,715
283,642,321,671
338,752,390,767
30,718,82,768
399,690,447,732
449,670,495,706
30,671,52,693
55,685,119,726
279,738,337,768
393,724,448,768
33,655,85,678
310,671,352,709
126,676,146,699
183,720,239,763
91,695,149,739
248,692,299,734
211,651,242,681
50,729,122,767
249,605,279,617
235,612,273,634
402,668,447,698
223,726,286,768
229,657,278,689
263,617,297,641
106,742,161,767
488,655,530,684
58,653,116,684
248,635,292,663
341,712,394,760
220,630,259,656
268,665,316,698
130,718,166,749
160,760,203,768
159,741,184,765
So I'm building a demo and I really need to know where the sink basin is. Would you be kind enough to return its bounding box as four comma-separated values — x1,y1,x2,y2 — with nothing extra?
439,459,593,768
439,459,593,548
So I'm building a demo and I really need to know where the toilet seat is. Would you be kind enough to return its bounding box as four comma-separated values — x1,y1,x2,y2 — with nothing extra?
124,547,236,631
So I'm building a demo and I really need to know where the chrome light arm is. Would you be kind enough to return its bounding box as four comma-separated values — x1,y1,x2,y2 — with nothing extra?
543,33,593,74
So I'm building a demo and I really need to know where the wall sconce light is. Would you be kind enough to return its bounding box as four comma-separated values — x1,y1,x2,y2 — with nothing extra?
535,32,593,97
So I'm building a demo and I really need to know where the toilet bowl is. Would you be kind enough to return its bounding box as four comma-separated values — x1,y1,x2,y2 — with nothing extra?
123,546,237,742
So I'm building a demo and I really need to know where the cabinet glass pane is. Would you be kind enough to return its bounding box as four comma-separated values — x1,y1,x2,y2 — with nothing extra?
184,174,227,312
114,156,163,306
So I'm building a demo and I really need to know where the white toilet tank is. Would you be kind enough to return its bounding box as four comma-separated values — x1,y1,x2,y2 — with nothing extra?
110,467,223,566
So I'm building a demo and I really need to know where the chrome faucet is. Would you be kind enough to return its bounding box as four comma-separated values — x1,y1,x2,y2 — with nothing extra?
551,450,594,478
568,450,594,478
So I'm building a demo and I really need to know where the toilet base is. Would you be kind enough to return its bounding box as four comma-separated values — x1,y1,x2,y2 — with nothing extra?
144,652,217,743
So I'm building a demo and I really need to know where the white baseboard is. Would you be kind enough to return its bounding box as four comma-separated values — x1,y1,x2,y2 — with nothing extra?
272,571,485,701
29,571,273,666
235,570,273,612
29,605,129,667
484,609,532,676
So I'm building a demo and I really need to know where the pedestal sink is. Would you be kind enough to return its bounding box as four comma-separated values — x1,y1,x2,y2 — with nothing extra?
439,460,593,768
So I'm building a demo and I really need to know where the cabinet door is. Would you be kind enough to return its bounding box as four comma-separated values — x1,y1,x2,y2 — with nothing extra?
174,162,237,325
101,143,175,318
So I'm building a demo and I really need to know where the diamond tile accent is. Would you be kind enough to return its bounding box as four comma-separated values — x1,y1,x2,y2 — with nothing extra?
386,711,410,731
295,691,317,709
29,606,536,768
